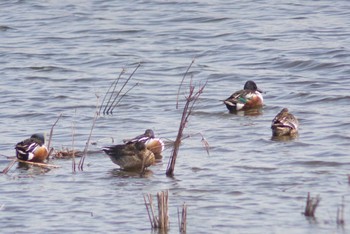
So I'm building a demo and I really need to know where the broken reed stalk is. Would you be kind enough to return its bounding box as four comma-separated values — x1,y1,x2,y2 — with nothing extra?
2,158,17,174
143,194,158,228
157,190,169,230
16,159,60,168
144,190,169,230
166,78,207,177
337,196,345,226
304,192,321,217
72,110,77,173
178,203,187,234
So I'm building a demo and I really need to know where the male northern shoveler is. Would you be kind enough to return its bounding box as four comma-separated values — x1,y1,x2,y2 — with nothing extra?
102,141,155,171
271,108,299,136
224,80,263,112
15,133,49,162
123,129,164,158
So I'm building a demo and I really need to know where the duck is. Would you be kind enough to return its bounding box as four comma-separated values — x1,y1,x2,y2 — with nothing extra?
123,129,164,158
15,133,49,162
102,141,155,171
224,80,263,112
271,108,299,136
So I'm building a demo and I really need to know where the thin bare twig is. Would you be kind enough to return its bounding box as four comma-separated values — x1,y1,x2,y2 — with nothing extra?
78,111,98,171
78,96,99,171
176,58,195,109
337,196,345,226
144,191,169,230
72,109,77,173
105,63,141,115
143,194,154,228
99,68,125,115
47,113,62,153
2,159,17,174
110,82,139,114
166,74,207,177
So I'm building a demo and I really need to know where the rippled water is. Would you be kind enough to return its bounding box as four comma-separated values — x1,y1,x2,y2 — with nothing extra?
1,1,350,233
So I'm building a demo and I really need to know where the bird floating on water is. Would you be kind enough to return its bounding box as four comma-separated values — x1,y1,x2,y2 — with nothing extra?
15,133,49,162
102,141,155,171
224,80,263,112
271,108,299,136
123,129,164,158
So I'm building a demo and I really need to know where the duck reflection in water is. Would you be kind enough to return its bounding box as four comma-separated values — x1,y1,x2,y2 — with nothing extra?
230,108,263,117
110,167,154,178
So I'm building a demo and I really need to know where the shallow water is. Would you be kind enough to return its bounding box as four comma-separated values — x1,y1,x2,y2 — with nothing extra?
1,1,350,233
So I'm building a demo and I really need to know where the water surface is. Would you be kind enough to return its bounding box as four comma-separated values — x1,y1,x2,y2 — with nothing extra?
1,1,349,233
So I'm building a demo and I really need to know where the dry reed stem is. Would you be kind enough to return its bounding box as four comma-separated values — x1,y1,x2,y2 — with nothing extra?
110,82,139,114
157,190,169,229
144,193,158,228
178,203,187,233
72,110,77,173
176,58,195,109
143,194,154,228
166,76,207,177
78,110,98,171
107,63,140,114
337,196,345,226
100,63,140,115
144,191,169,230
99,68,125,115
17,159,60,168
2,158,17,174
47,113,62,154
304,192,320,217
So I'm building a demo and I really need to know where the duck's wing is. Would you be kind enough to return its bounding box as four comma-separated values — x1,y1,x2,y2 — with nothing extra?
224,90,254,105
15,138,42,160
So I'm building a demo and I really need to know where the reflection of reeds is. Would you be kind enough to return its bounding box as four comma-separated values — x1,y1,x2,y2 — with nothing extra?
178,203,187,234
166,59,207,177
304,192,320,217
144,190,169,230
